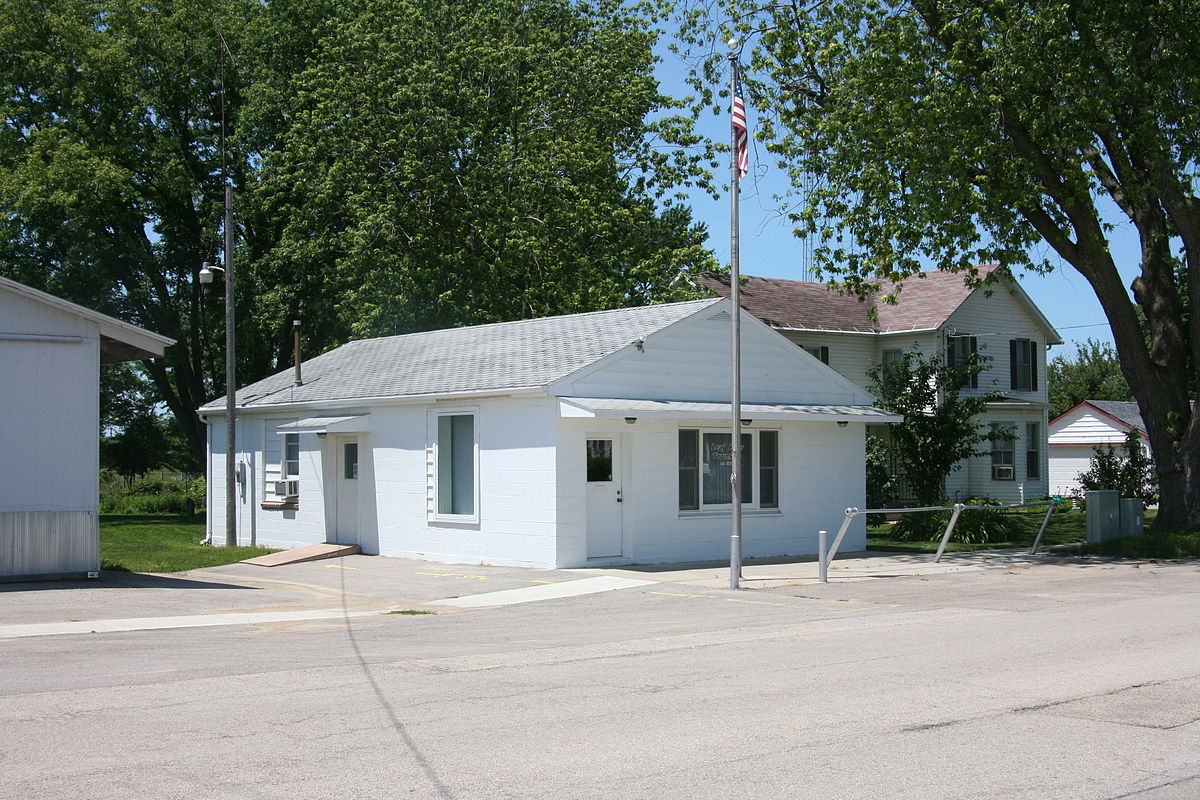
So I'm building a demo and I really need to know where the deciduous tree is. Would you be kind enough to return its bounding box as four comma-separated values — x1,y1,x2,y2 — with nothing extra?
2,0,714,470
0,0,260,470
1048,339,1133,418
677,0,1200,530
256,0,715,338
866,349,1006,507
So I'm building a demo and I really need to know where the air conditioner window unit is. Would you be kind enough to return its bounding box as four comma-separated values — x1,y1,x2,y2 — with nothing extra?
274,479,300,498
992,465,1014,480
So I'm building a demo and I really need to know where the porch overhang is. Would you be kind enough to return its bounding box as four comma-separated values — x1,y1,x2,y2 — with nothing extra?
275,415,371,434
558,397,902,424
985,397,1051,410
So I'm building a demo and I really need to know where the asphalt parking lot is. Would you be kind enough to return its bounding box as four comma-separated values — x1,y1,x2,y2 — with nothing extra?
2,547,1076,634
3,550,1198,799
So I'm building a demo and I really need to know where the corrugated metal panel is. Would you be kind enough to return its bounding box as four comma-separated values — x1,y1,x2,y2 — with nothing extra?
0,511,99,578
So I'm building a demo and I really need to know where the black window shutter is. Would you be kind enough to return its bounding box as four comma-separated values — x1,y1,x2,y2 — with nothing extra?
820,346,829,365
1009,340,1018,389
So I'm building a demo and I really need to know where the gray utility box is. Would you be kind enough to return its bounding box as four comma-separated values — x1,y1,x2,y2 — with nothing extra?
1119,498,1145,538
1086,490,1121,544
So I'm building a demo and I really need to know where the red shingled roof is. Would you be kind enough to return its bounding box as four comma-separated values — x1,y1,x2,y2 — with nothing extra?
697,266,1001,333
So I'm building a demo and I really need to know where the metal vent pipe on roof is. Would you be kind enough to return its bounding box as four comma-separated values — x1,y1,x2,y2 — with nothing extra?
293,320,303,386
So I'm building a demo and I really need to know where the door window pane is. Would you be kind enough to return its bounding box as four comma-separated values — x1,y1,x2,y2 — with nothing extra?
343,442,358,480
586,440,613,482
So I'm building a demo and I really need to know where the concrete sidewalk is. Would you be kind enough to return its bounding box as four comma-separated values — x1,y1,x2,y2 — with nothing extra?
0,546,1079,640
584,547,1061,589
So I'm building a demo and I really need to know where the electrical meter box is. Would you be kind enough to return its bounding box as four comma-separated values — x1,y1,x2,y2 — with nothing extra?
1086,490,1120,544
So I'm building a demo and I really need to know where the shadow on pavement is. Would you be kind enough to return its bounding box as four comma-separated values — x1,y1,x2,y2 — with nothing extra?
0,571,262,593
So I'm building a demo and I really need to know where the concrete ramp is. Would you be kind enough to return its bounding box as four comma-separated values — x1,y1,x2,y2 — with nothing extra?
241,543,360,567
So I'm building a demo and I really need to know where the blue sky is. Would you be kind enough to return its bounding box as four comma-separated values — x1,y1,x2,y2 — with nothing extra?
651,43,1139,355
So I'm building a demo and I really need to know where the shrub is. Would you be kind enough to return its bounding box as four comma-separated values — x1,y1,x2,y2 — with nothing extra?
890,498,1022,544
100,476,204,515
1078,430,1157,504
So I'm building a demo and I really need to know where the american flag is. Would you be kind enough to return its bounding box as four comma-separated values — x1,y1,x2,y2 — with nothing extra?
732,72,749,181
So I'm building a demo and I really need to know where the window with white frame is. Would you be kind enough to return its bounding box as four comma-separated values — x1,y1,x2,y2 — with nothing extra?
1025,422,1041,480
283,434,299,478
435,412,477,518
991,422,1015,480
264,420,300,499
678,428,779,511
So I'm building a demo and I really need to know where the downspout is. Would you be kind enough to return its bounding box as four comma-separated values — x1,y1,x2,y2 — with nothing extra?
202,415,212,545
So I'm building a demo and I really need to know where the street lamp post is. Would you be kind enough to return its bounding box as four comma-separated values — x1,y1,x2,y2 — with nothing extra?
199,183,236,547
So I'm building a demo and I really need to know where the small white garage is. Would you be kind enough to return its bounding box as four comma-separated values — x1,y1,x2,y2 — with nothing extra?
1,276,173,580
1048,400,1146,496
199,298,898,568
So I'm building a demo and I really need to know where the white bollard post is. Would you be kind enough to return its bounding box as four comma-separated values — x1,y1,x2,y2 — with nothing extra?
818,530,828,583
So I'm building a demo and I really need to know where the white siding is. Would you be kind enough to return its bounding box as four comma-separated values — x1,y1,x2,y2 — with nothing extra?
945,287,1052,403
0,290,99,515
1049,407,1132,445
554,309,875,406
953,409,1049,503
780,331,877,389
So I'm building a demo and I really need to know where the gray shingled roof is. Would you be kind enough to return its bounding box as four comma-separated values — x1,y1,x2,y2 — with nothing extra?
199,299,721,411
1087,400,1144,431
697,266,1002,333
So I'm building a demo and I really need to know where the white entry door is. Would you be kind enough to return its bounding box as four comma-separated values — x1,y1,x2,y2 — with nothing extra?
586,438,623,558
332,436,360,546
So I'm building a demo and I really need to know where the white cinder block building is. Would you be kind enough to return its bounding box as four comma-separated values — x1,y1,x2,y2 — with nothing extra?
199,298,898,567
1,276,173,580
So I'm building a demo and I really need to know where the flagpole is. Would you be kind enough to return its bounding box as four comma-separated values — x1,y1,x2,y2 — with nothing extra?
729,49,743,590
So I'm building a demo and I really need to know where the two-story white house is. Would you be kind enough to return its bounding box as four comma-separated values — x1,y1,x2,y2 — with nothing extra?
699,267,1062,503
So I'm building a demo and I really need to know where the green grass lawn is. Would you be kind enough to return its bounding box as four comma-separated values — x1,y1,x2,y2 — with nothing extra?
1079,529,1200,558
100,514,278,573
868,507,1094,554
868,507,1200,559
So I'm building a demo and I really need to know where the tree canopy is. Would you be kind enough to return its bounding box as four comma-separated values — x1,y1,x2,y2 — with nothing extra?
677,0,1200,530
1047,339,1133,419
1,0,715,469
256,0,713,338
1,0,255,468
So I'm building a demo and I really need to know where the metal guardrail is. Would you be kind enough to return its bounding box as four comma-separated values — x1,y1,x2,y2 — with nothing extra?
818,498,1062,582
